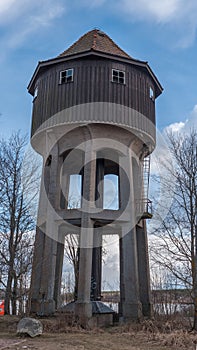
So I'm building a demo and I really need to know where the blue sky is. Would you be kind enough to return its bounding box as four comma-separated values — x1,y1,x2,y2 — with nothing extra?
1,0,197,139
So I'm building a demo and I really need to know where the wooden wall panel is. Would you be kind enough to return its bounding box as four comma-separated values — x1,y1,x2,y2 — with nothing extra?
31,57,156,135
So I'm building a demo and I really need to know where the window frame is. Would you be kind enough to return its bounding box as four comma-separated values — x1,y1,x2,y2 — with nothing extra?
112,69,125,84
59,68,74,84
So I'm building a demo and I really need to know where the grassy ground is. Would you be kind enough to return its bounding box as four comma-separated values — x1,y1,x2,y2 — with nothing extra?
0,315,197,350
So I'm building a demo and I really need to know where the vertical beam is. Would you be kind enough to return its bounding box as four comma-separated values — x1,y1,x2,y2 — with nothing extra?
30,140,60,316
75,140,96,325
91,230,102,301
30,226,45,314
91,158,104,301
95,158,104,208
30,166,48,314
119,228,142,320
54,229,65,309
136,221,152,317
119,152,142,321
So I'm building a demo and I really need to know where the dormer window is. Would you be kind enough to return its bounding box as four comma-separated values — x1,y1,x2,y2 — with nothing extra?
112,69,125,84
59,69,74,84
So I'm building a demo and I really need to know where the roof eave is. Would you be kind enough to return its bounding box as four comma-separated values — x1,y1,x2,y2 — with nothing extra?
28,49,163,97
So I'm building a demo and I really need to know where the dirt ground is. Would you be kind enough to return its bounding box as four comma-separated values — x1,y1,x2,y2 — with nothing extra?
0,315,197,350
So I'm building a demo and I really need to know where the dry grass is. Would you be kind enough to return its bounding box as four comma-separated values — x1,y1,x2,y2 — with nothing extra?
0,315,197,350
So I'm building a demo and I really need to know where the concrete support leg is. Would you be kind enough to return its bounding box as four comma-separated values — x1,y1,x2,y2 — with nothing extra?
119,229,142,321
90,157,104,301
75,140,96,326
54,230,65,309
30,226,46,314
38,229,58,315
31,230,58,316
136,222,152,318
31,140,60,316
91,230,102,301
119,151,142,321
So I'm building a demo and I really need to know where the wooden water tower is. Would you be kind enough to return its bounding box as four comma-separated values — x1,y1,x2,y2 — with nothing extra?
28,29,162,325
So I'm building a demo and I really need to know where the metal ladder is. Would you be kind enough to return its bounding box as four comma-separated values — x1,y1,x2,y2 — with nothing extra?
140,156,152,220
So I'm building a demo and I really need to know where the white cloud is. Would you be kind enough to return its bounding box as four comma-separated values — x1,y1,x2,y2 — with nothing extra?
0,0,16,16
164,104,197,134
0,0,65,57
165,121,185,134
120,0,180,23
78,0,197,48
1,0,197,52
0,0,64,24
119,0,197,48
149,104,197,232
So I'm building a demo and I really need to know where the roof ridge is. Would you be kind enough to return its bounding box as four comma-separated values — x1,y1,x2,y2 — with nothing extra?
58,29,131,59
59,30,93,57
96,30,131,58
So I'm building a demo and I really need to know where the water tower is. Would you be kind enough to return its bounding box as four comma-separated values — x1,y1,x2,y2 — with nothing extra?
28,29,162,325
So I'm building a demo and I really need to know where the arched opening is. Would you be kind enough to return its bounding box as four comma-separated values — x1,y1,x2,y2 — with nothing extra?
102,234,120,312
61,233,80,305
96,150,120,210
67,174,82,209
60,149,84,209
103,174,119,210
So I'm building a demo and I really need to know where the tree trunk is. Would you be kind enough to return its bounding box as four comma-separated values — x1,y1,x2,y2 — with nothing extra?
192,255,197,330
12,273,17,315
74,248,80,301
4,268,13,315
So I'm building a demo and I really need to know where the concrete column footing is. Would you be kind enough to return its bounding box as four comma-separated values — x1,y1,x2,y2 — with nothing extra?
122,302,143,321
30,299,56,316
74,302,92,327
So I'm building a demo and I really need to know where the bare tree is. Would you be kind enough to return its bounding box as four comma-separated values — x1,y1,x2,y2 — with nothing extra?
150,129,197,329
0,132,40,314
64,234,79,300
64,230,108,301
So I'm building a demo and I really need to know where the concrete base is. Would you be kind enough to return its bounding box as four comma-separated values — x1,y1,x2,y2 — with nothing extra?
142,302,153,319
74,302,92,328
89,314,114,328
30,299,56,316
121,302,142,321
59,301,115,328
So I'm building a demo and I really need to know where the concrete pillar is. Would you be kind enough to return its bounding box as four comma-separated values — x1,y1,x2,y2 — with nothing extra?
30,165,48,314
136,222,152,318
30,140,60,315
38,235,57,315
119,228,142,320
91,157,104,301
119,152,142,321
54,229,65,309
95,158,104,208
91,230,102,300
75,141,96,325
30,226,46,314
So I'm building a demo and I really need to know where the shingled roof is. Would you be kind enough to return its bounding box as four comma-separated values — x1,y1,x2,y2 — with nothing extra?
59,29,131,59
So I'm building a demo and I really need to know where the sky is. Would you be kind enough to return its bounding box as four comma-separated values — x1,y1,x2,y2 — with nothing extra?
1,0,197,291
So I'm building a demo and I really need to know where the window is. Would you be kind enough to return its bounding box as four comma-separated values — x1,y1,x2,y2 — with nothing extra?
112,69,125,84
149,86,154,100
34,86,38,99
59,69,74,84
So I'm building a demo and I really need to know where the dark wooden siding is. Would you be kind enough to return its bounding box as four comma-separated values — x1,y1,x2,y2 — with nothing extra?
31,57,156,135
